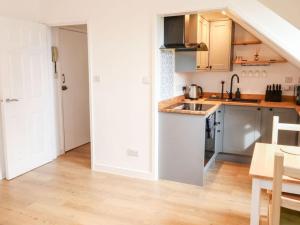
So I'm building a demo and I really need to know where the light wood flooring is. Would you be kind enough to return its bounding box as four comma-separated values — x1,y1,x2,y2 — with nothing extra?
0,144,268,225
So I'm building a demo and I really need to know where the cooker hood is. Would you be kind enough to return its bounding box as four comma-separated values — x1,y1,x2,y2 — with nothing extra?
162,15,208,52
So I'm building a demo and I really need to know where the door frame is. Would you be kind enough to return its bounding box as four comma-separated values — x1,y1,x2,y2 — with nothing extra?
49,20,95,169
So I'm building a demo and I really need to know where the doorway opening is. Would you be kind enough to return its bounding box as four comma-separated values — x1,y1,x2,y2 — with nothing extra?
52,24,91,165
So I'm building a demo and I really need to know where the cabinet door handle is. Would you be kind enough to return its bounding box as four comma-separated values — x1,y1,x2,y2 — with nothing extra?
217,130,221,133
6,98,19,103
257,107,261,111
269,108,273,111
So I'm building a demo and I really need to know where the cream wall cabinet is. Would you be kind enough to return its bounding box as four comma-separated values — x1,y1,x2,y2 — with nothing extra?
175,17,233,73
208,20,233,71
196,17,210,71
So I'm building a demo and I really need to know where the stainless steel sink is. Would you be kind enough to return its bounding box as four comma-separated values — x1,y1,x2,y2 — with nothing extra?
205,98,260,103
228,98,261,103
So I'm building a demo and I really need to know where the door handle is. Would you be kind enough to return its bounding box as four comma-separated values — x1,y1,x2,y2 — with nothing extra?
6,98,19,103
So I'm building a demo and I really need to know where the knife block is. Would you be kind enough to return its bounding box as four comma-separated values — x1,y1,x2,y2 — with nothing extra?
265,84,282,102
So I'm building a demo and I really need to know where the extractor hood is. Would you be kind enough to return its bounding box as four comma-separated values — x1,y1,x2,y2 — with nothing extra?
162,15,208,52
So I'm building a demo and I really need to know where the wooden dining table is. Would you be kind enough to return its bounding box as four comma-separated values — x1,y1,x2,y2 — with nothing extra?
249,142,300,225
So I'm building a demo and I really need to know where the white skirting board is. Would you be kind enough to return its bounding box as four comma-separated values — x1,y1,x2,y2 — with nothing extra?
93,163,155,180
0,158,5,180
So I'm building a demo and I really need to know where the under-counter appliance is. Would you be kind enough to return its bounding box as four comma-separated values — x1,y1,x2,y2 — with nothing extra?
295,85,300,105
205,113,216,166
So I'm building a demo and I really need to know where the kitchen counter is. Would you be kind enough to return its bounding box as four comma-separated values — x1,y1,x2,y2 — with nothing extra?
159,95,300,116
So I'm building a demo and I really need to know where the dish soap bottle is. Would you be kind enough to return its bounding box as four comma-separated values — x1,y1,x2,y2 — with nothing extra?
235,88,241,100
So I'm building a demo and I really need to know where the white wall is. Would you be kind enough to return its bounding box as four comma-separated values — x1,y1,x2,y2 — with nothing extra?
0,0,41,21
0,109,4,179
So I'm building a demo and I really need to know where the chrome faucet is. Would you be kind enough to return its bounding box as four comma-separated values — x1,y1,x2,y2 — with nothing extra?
228,74,240,99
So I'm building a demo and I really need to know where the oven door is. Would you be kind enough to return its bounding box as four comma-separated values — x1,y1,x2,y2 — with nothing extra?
205,113,216,166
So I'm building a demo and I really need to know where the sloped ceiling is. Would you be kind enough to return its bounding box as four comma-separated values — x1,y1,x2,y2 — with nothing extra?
258,0,300,29
226,0,300,68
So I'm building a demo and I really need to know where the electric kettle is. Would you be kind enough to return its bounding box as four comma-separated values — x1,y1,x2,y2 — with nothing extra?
182,84,203,100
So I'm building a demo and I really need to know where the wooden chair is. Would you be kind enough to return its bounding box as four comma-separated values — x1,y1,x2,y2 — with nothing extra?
269,152,300,225
272,116,300,145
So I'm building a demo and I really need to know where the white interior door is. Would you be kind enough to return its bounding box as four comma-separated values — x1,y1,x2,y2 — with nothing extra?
59,28,90,151
0,17,57,180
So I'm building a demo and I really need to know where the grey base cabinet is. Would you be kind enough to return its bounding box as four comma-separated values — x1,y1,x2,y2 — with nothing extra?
158,112,206,186
261,107,298,146
223,106,261,156
223,106,298,156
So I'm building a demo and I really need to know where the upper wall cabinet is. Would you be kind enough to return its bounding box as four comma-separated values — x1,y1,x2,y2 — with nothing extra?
196,17,210,71
208,20,233,71
174,16,233,73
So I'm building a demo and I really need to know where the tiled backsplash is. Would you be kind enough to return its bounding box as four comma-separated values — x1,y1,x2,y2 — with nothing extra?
159,50,187,100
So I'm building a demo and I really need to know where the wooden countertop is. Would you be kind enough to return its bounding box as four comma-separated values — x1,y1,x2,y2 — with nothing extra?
159,96,300,116
250,143,300,184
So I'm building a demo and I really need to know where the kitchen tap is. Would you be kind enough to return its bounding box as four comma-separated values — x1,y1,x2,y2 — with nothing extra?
221,81,225,99
228,74,240,99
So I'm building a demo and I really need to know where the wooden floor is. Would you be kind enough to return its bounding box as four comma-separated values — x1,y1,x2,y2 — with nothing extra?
0,144,268,225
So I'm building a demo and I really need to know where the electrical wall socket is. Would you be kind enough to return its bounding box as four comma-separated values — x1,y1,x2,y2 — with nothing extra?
127,148,139,157
93,75,100,83
285,76,293,83
282,85,294,91
142,76,151,84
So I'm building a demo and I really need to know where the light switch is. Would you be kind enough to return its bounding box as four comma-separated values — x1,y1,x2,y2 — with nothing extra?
93,75,100,83
142,76,151,85
285,76,293,83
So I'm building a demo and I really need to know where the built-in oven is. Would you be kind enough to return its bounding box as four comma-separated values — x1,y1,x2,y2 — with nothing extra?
205,112,216,166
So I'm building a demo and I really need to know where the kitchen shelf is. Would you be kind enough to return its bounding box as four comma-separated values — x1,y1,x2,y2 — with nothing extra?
233,40,262,45
233,59,287,66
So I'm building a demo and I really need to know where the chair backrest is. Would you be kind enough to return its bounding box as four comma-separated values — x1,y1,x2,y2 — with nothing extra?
271,152,300,225
272,116,300,144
